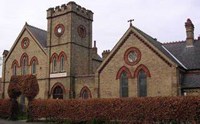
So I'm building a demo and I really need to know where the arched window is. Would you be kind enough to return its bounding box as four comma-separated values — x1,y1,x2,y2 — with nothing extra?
22,56,28,75
120,72,128,97
60,55,65,72
138,70,147,97
52,57,57,72
13,64,17,76
80,86,92,99
82,90,89,99
53,86,63,99
30,56,38,74
31,60,36,74
12,60,19,76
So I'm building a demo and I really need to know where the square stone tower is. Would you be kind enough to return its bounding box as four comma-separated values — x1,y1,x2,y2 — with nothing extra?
46,2,94,98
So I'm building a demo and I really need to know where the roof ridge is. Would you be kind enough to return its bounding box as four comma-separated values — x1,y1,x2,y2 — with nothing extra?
26,23,47,32
163,40,185,44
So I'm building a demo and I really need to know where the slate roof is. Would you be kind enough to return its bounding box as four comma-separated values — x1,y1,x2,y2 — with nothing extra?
26,24,47,48
132,26,183,67
182,74,200,88
93,54,103,62
163,40,200,70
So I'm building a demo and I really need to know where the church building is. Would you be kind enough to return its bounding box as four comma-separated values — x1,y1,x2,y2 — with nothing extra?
1,2,200,100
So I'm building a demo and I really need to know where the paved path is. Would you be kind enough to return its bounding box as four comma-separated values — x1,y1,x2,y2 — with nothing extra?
0,119,45,124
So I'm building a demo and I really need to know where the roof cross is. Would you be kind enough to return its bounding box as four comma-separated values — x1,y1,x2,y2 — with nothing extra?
128,19,134,26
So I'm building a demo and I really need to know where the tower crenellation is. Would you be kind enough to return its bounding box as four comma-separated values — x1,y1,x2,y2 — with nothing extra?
47,1,93,21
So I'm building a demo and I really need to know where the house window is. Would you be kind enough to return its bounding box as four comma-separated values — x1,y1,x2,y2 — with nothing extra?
22,56,28,75
80,86,92,99
60,55,65,72
138,70,147,97
53,86,63,99
13,64,17,76
52,57,57,72
31,60,36,74
120,72,128,97
82,90,89,99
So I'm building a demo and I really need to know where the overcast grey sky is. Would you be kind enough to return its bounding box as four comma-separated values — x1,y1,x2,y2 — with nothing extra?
0,0,200,77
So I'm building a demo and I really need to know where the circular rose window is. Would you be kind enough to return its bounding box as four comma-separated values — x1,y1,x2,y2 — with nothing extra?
77,25,86,38
124,47,141,66
21,37,30,49
54,24,65,37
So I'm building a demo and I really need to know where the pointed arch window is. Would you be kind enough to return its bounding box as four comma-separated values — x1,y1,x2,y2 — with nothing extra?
13,64,17,76
60,55,65,72
138,70,147,97
80,86,92,99
52,57,57,72
22,56,28,75
53,86,63,99
120,72,128,97
12,60,19,76
31,60,36,74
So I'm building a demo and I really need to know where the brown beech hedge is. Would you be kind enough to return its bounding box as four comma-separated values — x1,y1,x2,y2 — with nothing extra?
0,99,12,118
29,96,200,123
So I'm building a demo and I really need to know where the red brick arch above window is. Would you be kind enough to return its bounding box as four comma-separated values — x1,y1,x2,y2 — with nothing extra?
11,59,19,68
58,51,67,61
116,66,132,79
30,56,39,65
50,53,59,63
133,64,151,78
51,82,66,94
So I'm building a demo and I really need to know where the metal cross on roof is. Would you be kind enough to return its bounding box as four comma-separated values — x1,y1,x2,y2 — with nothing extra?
128,19,134,26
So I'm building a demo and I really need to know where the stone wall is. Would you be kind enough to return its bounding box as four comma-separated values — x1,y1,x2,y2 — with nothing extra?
99,32,179,98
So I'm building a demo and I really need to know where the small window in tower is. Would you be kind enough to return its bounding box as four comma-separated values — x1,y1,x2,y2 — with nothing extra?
52,57,57,72
60,55,65,72
77,25,86,38
54,24,65,37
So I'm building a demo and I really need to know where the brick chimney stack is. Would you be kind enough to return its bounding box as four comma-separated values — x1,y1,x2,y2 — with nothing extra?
185,18,194,47
102,50,110,60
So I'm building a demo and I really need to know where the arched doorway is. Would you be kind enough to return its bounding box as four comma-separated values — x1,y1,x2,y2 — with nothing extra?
51,83,64,99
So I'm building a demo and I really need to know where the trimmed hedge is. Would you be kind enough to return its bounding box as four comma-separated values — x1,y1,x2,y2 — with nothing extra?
29,96,200,123
0,99,12,118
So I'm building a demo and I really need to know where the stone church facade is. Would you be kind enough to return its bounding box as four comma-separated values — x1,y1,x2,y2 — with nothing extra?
1,2,200,100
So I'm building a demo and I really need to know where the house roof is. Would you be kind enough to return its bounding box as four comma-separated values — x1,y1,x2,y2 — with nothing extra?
97,25,180,73
26,24,47,48
4,23,47,62
132,26,184,68
163,40,200,70
182,73,200,88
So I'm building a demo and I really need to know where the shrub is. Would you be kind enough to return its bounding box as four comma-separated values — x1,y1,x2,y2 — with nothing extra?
29,96,200,123
0,99,12,119
7,76,21,99
8,75,39,101
21,75,39,101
